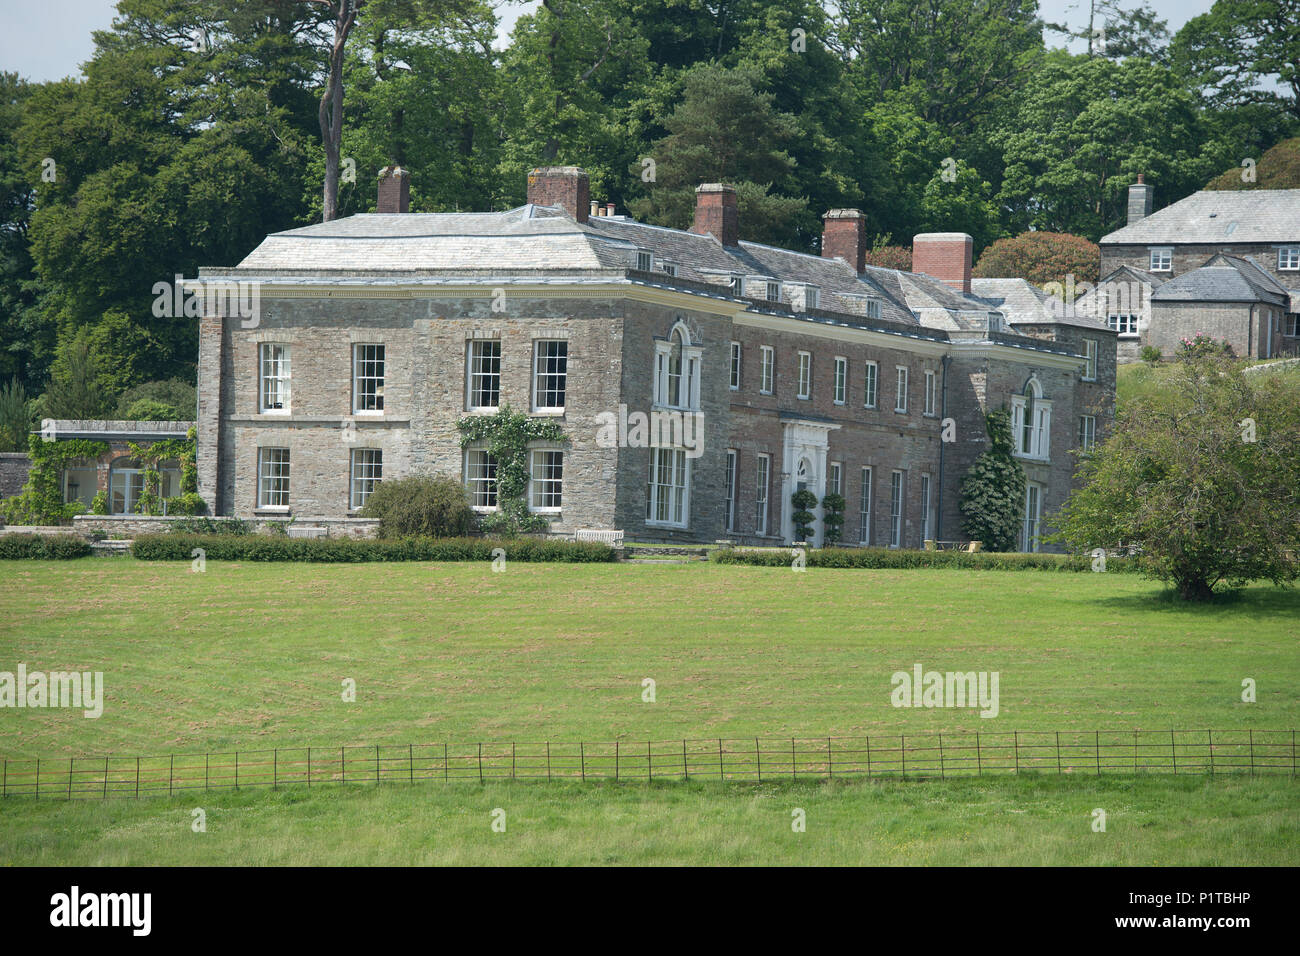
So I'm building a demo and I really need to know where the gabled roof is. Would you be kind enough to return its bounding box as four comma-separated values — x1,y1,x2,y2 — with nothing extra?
1150,254,1291,305
970,278,1109,331
1101,189,1300,245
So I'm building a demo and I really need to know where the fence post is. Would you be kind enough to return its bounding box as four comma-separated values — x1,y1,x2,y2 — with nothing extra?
35,758,39,799
341,747,345,784
827,738,833,779
791,738,796,780
273,750,277,791
682,740,687,781
580,742,585,782
1170,730,1177,774
1249,729,1255,776
443,743,448,782
1207,730,1213,776
134,756,139,798
615,741,619,781
170,754,174,796
477,743,483,783
513,742,517,781
939,734,945,779
647,741,652,781
1095,731,1101,775
547,741,552,782
103,757,108,798
1133,731,1138,773
68,757,74,799
1293,730,1296,777
975,733,981,775
1056,731,1061,774
375,744,380,785
205,753,209,791
1014,732,1019,774
755,738,761,782
900,735,906,780
235,751,239,790
410,743,414,784
866,736,872,778
717,739,723,781
307,747,311,788
2,758,6,798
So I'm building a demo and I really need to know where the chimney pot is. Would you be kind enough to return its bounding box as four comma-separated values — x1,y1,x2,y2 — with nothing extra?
690,183,739,246
1128,176,1153,225
821,209,867,272
606,203,616,217
526,165,590,223
377,165,409,213
590,201,600,219
912,232,973,294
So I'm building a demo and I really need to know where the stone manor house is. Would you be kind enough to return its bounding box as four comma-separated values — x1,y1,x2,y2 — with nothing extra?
189,166,1116,550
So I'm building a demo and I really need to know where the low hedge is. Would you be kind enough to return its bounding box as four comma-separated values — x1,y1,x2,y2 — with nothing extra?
129,534,617,563
0,534,93,560
711,545,1138,572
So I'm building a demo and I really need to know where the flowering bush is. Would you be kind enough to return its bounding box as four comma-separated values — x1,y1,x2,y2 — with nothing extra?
1178,333,1234,360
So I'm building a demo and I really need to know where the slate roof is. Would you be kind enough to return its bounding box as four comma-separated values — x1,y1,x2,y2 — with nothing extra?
970,278,1109,331
1101,189,1300,245
1150,254,1291,305
226,203,1090,343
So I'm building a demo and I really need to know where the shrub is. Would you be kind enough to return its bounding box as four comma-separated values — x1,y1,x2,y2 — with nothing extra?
821,492,845,545
790,489,817,541
959,408,1026,553
1140,345,1162,365
164,492,205,516
973,231,1100,285
0,533,92,559
711,546,1136,572
129,534,616,563
168,516,252,535
358,475,476,539
90,490,109,515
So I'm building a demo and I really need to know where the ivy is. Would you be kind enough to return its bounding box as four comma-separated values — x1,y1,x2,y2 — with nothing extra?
959,408,1027,553
456,406,567,536
0,435,109,525
126,426,200,516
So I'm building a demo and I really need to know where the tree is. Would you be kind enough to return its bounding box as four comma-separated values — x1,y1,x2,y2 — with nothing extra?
790,488,817,542
38,326,112,420
0,377,31,452
629,62,810,247
959,408,1026,552
1043,0,1170,61
997,52,1215,239
1057,353,1300,600
1204,137,1300,190
973,232,1101,285
863,240,911,271
1171,0,1300,123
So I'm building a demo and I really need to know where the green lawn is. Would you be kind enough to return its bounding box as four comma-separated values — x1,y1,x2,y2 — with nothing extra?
1,559,1297,865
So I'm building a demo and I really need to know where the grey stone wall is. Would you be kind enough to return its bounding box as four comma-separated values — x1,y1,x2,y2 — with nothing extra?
0,452,31,499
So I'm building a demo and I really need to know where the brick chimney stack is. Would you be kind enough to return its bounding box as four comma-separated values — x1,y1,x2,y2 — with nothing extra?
377,165,409,213
1128,173,1153,225
690,183,739,246
527,166,590,223
821,209,867,272
912,232,973,293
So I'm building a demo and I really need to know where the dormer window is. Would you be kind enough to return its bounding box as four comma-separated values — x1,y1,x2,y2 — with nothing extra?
729,274,744,295
1149,247,1173,272
865,298,881,319
788,283,820,311
1279,246,1300,271
635,249,654,272
765,281,781,302
661,262,678,277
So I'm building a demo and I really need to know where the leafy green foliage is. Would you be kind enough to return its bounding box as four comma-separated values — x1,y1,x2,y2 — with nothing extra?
456,406,567,536
0,377,31,452
790,488,818,541
0,533,91,559
1057,352,1300,600
114,378,197,421
712,545,1137,572
0,435,107,525
130,533,616,563
358,474,475,539
959,408,1027,553
973,232,1101,285
821,491,845,545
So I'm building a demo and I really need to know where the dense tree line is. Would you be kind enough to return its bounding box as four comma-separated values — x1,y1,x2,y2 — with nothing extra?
0,0,1296,447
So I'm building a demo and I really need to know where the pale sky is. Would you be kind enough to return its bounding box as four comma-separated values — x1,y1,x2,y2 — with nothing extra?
0,0,1218,84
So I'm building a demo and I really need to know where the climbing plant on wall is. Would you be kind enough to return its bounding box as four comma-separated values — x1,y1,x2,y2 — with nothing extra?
456,406,567,536
126,426,201,516
0,434,109,525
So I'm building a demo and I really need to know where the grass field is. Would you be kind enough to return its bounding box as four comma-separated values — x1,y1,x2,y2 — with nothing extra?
1,559,1297,865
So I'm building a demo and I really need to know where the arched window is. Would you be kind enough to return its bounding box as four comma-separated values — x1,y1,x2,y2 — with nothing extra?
1010,378,1051,460
109,456,182,514
796,457,811,492
654,319,701,410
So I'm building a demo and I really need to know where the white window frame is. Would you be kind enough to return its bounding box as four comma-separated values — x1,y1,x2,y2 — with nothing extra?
865,298,882,320
257,447,290,510
889,470,903,549
635,249,654,272
467,339,501,411
528,448,564,512
833,356,847,405
730,341,742,391
1083,339,1098,381
349,448,382,510
919,473,932,546
765,280,781,302
661,262,678,277
829,461,842,496
755,453,770,536
1149,247,1173,272
532,339,568,413
1078,414,1096,452
1108,314,1139,336
465,446,498,511
923,369,937,417
258,344,290,414
1022,483,1043,553
864,361,878,409
653,322,702,411
760,346,775,395
894,366,908,413
725,449,738,532
1011,380,1052,461
351,343,385,415
1278,246,1300,271
647,447,689,528
858,467,872,545
797,351,812,399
